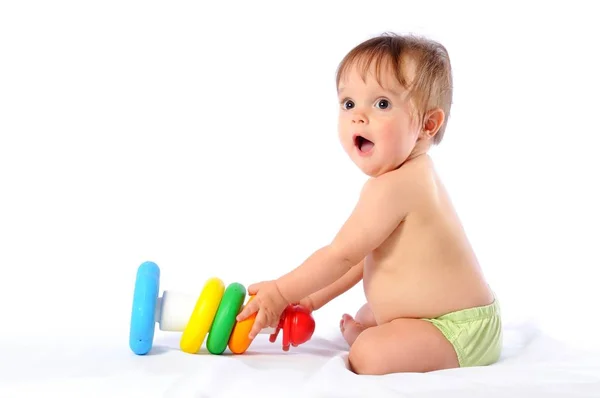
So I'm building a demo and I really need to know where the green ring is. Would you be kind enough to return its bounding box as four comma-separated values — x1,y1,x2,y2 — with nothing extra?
206,282,246,355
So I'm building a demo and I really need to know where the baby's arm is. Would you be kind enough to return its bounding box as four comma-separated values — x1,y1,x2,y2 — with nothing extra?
275,174,409,305
303,260,364,311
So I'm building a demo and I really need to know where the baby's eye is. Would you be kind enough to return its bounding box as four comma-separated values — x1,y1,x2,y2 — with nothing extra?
342,99,355,110
375,99,390,109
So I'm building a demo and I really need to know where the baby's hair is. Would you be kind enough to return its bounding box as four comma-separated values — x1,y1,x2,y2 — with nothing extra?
336,32,453,144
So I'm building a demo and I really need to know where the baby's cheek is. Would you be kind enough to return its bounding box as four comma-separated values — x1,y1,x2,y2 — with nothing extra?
337,127,351,150
380,121,403,144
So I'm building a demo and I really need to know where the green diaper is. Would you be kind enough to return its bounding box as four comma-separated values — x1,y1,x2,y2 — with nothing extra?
423,299,502,367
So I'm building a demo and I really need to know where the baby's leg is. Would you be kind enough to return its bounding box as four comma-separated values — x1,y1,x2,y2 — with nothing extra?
340,303,377,346
347,318,459,375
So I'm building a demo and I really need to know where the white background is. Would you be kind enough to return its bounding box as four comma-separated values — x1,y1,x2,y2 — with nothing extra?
1,0,599,352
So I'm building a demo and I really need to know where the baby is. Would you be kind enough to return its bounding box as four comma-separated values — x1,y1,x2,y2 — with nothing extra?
236,32,502,375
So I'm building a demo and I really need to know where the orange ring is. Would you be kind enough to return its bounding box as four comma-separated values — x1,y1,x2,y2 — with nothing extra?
228,296,256,354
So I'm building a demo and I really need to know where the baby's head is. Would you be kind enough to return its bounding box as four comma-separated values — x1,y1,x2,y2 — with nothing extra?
336,33,453,176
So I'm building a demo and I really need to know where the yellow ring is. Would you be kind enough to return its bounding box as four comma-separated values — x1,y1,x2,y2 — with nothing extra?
180,277,225,354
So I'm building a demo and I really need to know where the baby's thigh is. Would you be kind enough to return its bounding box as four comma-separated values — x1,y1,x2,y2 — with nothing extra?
355,303,377,327
348,318,459,375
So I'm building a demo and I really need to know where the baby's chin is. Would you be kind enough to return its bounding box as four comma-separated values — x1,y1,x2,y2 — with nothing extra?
354,156,407,177
353,159,388,177
342,141,402,176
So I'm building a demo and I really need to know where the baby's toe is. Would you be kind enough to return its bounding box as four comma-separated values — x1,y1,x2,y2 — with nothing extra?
340,314,366,346
340,313,352,329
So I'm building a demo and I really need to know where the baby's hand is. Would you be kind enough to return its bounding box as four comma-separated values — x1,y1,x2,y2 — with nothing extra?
236,280,289,340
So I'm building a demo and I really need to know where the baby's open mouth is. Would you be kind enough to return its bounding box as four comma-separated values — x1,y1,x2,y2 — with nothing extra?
354,135,374,153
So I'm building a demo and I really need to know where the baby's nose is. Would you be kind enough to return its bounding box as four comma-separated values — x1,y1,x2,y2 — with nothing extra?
352,113,367,124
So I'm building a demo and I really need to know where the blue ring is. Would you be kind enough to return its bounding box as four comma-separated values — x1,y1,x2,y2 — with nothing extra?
129,261,160,355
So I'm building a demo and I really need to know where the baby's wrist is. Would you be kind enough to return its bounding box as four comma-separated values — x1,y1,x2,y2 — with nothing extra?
305,295,316,311
274,279,293,304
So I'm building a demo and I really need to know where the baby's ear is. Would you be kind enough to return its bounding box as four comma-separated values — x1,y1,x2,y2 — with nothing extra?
421,108,445,140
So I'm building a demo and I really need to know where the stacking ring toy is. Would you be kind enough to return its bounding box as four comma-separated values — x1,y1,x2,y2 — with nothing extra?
129,261,316,356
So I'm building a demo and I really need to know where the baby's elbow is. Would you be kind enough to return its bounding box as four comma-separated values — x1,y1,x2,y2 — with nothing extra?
327,244,359,271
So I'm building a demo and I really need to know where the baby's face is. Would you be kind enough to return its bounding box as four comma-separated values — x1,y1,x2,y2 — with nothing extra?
337,61,421,177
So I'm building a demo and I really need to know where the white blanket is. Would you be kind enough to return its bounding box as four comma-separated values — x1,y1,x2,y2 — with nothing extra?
2,322,599,397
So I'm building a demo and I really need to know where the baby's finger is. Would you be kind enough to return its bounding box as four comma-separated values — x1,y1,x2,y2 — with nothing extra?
236,299,258,322
247,283,262,295
249,310,266,339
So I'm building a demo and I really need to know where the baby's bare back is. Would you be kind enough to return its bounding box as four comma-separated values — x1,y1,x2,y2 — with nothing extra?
363,156,494,325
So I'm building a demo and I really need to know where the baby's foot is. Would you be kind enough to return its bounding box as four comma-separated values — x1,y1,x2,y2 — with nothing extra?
340,314,368,346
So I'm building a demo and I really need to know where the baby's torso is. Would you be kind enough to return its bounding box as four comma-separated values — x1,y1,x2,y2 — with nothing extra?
363,156,494,324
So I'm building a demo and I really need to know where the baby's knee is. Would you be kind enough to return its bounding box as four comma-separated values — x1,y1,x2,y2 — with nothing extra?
348,333,385,375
